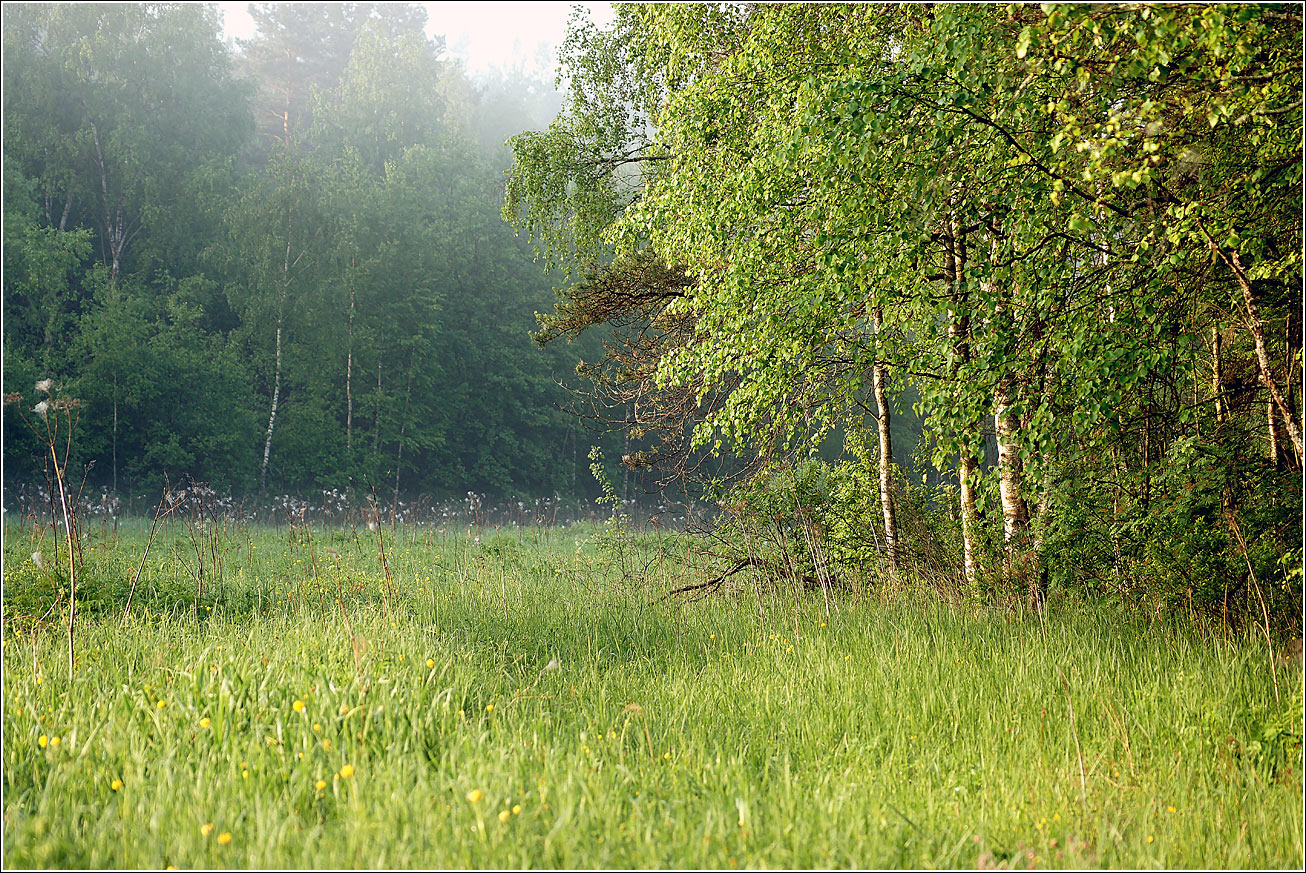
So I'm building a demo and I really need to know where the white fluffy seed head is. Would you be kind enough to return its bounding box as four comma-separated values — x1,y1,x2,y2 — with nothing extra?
35,379,53,395
33,400,50,419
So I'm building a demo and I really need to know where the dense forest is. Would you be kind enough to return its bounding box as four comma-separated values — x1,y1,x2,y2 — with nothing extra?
504,3,1302,628
2,2,1301,630
2,2,622,503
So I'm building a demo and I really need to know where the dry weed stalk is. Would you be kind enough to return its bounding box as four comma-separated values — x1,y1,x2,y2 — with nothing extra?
5,381,82,678
122,482,186,621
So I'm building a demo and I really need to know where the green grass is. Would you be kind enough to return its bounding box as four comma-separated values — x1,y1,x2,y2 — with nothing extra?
2,519,1302,869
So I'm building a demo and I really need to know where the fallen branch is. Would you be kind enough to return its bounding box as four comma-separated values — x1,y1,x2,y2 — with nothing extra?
664,556,834,601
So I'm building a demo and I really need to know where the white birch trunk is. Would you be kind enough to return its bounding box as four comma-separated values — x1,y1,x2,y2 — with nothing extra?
259,316,283,498
959,454,981,589
871,306,898,577
1202,233,1303,456
1212,325,1226,428
994,376,1029,548
1269,398,1281,466
945,211,982,592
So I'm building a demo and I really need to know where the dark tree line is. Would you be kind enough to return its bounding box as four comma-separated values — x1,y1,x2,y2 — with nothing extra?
3,2,616,503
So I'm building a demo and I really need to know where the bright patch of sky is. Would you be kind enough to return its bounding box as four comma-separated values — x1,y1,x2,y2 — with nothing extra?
217,2,614,77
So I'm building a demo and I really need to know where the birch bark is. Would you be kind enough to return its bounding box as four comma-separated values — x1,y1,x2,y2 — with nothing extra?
871,307,898,577
944,214,982,591
259,316,282,499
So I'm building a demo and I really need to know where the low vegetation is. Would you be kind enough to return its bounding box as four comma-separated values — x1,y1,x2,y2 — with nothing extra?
3,520,1300,869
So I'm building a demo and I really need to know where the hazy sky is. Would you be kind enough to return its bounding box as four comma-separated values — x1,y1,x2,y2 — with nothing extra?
217,2,615,76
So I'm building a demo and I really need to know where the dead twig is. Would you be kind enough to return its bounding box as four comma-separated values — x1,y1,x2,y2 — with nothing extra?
123,482,185,622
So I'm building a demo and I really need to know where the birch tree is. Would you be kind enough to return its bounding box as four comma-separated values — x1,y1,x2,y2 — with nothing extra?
216,156,325,499
505,2,1299,612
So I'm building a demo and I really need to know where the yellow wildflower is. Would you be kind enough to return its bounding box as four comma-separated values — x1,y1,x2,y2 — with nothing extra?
38,735,48,748
512,804,522,815
498,810,511,823
201,823,215,837
339,764,355,779
217,832,232,845
292,700,305,713
466,789,483,803
111,779,123,791
315,779,327,791
426,658,435,668
199,717,211,728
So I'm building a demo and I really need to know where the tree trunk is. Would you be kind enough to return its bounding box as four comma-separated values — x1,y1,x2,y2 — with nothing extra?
281,47,293,145
372,343,384,461
1233,251,1304,457
985,229,1028,557
1269,398,1281,467
1202,232,1303,456
944,211,982,593
1030,465,1053,609
871,306,898,577
994,376,1030,548
259,316,283,499
959,453,981,589
89,119,121,283
1142,390,1152,516
1212,325,1226,428
622,404,631,504
394,364,414,514
346,281,355,453
995,374,1042,608
112,370,118,495
1287,310,1302,469
58,188,74,233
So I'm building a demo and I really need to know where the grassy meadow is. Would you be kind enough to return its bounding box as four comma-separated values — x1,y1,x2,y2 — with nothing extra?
2,517,1302,869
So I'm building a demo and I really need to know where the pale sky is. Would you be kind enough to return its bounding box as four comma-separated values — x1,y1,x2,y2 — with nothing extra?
217,2,615,77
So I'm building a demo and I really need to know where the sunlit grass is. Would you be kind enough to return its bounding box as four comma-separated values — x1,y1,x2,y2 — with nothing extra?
2,519,1301,868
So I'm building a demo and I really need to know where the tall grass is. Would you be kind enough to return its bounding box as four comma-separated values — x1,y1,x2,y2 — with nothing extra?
2,520,1301,868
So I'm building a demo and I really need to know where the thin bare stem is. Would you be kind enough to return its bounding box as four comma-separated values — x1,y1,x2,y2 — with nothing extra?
122,485,182,622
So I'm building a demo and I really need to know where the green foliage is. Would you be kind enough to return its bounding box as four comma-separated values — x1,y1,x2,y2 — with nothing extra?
1039,431,1302,633
1,3,616,502
1,2,252,279
505,3,1301,627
